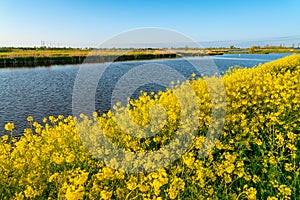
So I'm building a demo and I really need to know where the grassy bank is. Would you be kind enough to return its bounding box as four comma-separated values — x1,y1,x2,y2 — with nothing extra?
0,48,180,68
207,46,300,55
1,54,299,199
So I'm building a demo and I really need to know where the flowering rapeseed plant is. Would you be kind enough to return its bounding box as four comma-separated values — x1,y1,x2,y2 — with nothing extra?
0,54,299,199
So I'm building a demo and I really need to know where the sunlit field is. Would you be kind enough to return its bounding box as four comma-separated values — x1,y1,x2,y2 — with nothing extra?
1,55,299,199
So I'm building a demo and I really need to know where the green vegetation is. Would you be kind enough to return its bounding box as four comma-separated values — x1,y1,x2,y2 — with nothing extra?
226,46,300,54
0,48,179,68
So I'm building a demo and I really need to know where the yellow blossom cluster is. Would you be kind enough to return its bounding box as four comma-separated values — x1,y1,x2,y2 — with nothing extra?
0,54,299,199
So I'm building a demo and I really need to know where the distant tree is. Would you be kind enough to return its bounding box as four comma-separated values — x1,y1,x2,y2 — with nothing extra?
249,46,256,54
230,45,235,49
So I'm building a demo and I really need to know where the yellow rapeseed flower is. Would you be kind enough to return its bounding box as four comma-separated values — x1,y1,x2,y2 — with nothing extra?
4,122,14,131
27,116,33,122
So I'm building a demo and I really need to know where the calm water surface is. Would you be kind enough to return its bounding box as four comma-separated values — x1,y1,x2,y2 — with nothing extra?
0,53,290,135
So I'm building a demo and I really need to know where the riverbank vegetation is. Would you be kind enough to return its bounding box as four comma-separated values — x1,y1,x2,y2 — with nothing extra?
0,48,179,68
0,55,299,199
0,47,178,58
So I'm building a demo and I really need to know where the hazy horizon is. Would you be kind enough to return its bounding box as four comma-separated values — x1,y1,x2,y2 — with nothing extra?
1,35,300,49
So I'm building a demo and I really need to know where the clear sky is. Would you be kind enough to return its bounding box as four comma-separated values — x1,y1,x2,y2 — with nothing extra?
0,0,299,47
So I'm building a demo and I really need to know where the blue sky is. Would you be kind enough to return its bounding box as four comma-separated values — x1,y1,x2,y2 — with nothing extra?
0,0,299,47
